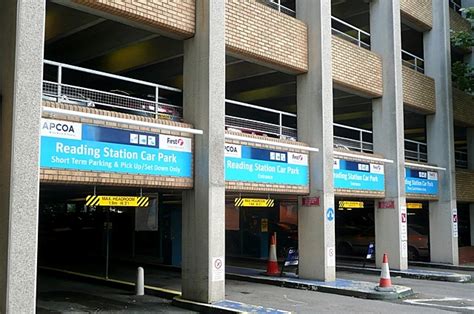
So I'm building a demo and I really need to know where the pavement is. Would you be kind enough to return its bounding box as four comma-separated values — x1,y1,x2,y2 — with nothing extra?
226,266,413,300
228,256,472,283
336,263,472,282
37,273,192,313
39,267,292,313
36,255,474,312
38,268,467,314
409,260,474,271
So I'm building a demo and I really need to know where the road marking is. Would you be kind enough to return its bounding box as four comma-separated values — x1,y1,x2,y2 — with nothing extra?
404,297,474,311
283,294,308,305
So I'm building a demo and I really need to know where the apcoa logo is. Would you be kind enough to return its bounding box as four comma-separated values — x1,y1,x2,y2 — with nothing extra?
40,118,82,140
42,122,76,133
224,144,241,158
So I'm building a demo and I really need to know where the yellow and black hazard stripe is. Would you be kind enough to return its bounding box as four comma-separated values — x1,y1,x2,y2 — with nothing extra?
265,199,275,207
85,195,100,207
234,198,275,207
137,196,150,207
234,198,244,207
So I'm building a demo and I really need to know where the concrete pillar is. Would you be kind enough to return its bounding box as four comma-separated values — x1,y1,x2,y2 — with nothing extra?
470,204,474,245
370,0,408,270
181,0,226,303
468,129,474,245
0,0,45,312
424,0,459,265
296,0,336,281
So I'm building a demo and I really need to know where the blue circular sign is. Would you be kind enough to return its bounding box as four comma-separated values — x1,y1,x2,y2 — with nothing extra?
326,207,334,222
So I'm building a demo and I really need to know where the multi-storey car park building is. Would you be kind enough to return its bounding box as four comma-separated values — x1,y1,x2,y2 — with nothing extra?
1,0,474,311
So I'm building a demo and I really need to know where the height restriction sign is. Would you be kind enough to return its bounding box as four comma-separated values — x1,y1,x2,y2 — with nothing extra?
86,195,150,207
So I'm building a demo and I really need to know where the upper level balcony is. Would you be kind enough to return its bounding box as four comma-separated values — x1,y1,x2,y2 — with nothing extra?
258,0,296,17
455,150,468,168
42,60,183,121
449,0,462,15
333,123,429,163
42,60,298,141
332,16,425,74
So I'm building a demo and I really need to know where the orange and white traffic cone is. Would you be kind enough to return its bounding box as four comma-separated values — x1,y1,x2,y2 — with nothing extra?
265,233,280,276
375,253,395,292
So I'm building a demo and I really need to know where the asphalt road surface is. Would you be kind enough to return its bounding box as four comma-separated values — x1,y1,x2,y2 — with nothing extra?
226,269,474,313
37,263,474,313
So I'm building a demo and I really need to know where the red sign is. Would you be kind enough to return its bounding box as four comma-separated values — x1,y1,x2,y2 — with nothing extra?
401,213,407,223
378,200,395,209
302,197,320,207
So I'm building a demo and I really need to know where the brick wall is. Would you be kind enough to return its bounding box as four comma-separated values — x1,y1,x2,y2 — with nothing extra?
332,36,383,98
453,87,474,127
402,66,436,114
334,149,386,199
41,101,194,188
450,8,471,32
400,0,432,31
71,0,195,39
225,131,310,195
225,0,308,74
456,169,474,202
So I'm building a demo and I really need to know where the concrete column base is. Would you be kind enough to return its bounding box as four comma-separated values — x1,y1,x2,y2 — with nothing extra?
298,194,336,281
375,199,408,270
429,201,459,265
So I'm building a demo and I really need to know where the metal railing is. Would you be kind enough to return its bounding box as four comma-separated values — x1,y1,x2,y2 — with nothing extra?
449,0,462,14
259,0,296,17
404,139,428,162
331,16,371,49
42,60,183,121
333,123,373,153
225,99,297,140
455,150,468,168
333,123,429,162
402,50,425,73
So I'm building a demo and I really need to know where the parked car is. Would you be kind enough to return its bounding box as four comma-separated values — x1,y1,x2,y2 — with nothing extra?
336,225,429,260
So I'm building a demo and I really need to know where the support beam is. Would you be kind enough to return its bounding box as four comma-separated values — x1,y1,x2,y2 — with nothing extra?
296,0,336,281
370,0,408,270
424,0,459,265
0,0,45,312
182,0,226,303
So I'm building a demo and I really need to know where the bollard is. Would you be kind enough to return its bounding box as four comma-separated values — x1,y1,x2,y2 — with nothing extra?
136,267,144,296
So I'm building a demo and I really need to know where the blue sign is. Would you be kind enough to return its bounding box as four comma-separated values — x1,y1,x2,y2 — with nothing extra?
333,159,385,191
366,243,375,259
225,144,309,186
405,168,438,195
326,207,334,222
40,118,192,178
284,248,299,267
